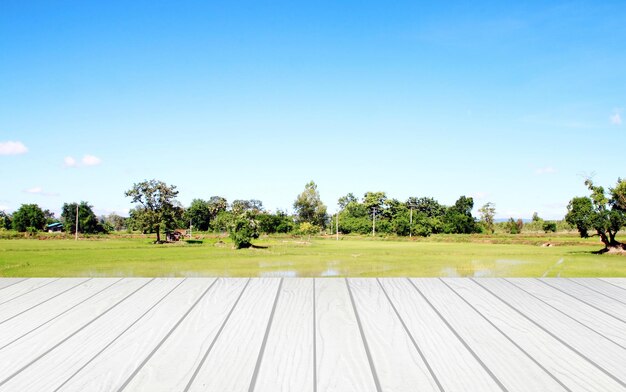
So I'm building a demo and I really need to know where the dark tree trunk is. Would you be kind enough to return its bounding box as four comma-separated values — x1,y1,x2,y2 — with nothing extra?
156,228,161,243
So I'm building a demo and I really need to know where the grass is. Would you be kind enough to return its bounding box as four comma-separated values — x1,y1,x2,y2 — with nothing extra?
1,232,624,277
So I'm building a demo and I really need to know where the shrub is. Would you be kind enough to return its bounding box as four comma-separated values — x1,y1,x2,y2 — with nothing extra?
228,214,259,249
543,222,557,233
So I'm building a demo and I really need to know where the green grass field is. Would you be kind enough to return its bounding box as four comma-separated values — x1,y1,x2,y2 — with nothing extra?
1,233,624,277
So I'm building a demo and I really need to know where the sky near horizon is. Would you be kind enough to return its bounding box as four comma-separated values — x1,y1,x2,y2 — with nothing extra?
1,0,625,219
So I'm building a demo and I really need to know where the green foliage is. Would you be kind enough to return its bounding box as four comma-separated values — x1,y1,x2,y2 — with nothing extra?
566,178,626,249
257,211,294,234
443,196,479,234
293,181,328,227
231,199,263,215
338,193,358,209
532,212,542,222
125,179,182,243
505,218,524,234
611,178,626,211
104,213,127,232
61,201,106,234
185,199,212,231
297,222,320,236
478,202,496,234
0,211,12,230
543,222,557,233
228,212,259,249
11,204,46,232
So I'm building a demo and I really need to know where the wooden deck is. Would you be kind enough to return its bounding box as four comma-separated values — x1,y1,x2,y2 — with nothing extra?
0,278,624,391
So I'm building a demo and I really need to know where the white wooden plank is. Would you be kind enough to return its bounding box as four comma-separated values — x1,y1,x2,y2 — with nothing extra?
541,279,626,321
444,278,625,392
0,279,27,291
570,278,626,304
314,278,379,392
601,278,626,290
0,278,122,349
56,278,213,392
379,278,509,392
507,278,626,348
0,278,58,304
0,278,177,391
348,278,440,392
413,278,564,391
0,278,89,323
253,278,315,392
122,278,248,392
187,278,281,392
475,278,626,385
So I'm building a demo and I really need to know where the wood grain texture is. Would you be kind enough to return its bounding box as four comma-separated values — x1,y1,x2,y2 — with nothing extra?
0,278,89,323
507,278,626,348
0,278,121,349
253,278,315,392
186,278,281,392
600,278,626,290
0,278,176,392
0,278,57,305
444,278,626,391
123,278,248,392
57,278,212,392
0,278,151,384
379,278,502,392
348,278,440,392
540,279,626,321
315,278,378,392
569,278,626,304
0,279,26,291
475,278,626,386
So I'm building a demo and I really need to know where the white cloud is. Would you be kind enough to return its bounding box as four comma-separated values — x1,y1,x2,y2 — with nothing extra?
25,187,43,194
0,141,28,155
82,154,102,166
535,166,557,175
470,191,489,201
64,156,78,167
610,112,622,125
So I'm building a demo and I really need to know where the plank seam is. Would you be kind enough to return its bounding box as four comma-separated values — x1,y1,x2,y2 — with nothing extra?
377,278,444,392
0,278,155,388
0,278,92,325
248,278,284,392
313,278,317,392
506,279,626,350
407,278,508,392
598,278,626,292
52,279,189,392
0,278,27,292
118,278,219,391
0,278,61,306
473,278,626,388
567,278,626,305
183,278,251,392
439,278,571,392
538,279,626,324
0,278,124,352
346,278,383,392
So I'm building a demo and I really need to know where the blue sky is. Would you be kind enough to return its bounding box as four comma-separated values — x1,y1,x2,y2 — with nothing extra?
1,0,624,219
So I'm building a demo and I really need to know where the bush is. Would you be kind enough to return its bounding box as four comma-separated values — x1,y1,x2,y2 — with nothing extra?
506,218,524,234
297,222,320,236
543,222,557,233
228,214,259,249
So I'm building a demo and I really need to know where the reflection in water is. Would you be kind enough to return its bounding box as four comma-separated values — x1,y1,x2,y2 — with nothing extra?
441,259,529,277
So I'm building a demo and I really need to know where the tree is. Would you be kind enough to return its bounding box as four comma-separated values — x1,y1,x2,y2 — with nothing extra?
104,213,127,232
566,179,626,252
443,196,479,234
185,199,211,231
228,211,259,249
231,199,263,215
0,211,11,230
338,193,358,209
543,222,557,233
11,204,46,232
61,201,105,234
478,202,496,234
532,212,542,222
125,179,181,243
293,181,327,228
505,218,524,234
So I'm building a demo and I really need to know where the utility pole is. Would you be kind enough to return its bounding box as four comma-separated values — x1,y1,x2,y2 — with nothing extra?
410,206,413,237
372,207,376,236
189,219,192,238
336,212,339,241
75,203,79,241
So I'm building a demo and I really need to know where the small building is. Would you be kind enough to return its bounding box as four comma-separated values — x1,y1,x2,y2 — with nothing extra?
47,222,64,232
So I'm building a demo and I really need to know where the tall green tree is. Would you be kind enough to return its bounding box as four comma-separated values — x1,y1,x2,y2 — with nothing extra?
293,181,327,228
125,179,181,243
185,199,211,231
61,201,105,234
11,204,46,232
443,196,479,234
566,179,625,252
0,211,11,230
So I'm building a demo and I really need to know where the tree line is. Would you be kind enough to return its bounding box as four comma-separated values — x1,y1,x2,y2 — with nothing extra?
2,177,624,252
